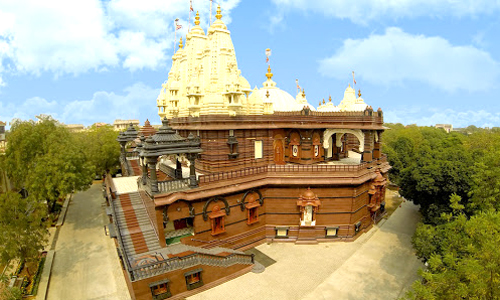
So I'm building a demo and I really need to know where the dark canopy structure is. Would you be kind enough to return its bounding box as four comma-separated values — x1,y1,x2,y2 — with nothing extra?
138,118,202,194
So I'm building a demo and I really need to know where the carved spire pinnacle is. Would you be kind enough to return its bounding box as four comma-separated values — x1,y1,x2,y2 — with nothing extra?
179,37,183,49
266,65,273,80
195,11,200,25
216,5,222,20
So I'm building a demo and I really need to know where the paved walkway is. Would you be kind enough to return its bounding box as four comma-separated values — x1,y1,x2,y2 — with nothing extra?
46,183,130,300
189,200,422,300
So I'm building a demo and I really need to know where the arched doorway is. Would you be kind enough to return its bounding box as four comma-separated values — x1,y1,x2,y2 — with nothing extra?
323,129,364,161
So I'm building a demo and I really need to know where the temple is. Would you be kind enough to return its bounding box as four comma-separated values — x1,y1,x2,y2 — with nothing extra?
105,6,390,300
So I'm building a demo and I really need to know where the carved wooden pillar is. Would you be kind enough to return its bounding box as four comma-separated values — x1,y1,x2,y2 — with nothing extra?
188,153,198,188
147,156,159,193
373,131,382,159
175,158,182,179
141,156,148,185
362,131,374,163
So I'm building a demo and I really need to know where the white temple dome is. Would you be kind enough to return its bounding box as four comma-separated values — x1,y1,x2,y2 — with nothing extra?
257,65,312,112
257,88,299,111
337,84,368,112
317,96,339,112
295,89,316,111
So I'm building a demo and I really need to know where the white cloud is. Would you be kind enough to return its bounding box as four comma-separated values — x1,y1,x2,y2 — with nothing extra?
384,107,500,128
0,83,159,126
0,0,241,81
318,28,500,92
271,0,500,24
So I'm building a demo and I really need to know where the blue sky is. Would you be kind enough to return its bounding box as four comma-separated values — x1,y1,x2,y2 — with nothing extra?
1,0,499,128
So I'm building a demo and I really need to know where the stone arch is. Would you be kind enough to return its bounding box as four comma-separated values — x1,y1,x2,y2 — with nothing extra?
202,196,230,221
239,189,264,211
163,200,194,222
323,129,364,152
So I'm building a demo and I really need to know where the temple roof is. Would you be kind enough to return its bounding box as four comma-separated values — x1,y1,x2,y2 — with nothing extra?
139,119,156,138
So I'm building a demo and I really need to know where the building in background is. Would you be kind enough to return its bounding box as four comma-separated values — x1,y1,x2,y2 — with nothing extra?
0,121,6,153
114,119,140,131
435,124,453,133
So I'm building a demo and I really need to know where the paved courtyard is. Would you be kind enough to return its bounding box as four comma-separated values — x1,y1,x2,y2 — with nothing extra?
46,183,130,300
189,200,422,300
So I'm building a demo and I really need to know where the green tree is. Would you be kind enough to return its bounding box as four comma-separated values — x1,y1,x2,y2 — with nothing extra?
75,125,121,177
466,130,500,213
4,117,94,211
0,191,48,270
407,210,500,299
383,125,473,224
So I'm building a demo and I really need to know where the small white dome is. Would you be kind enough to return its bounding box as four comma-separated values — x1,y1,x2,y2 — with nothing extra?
258,87,302,111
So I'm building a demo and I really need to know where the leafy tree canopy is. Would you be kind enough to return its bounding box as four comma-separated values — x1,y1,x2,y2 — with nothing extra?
74,124,121,177
383,124,473,224
0,191,48,264
4,117,94,211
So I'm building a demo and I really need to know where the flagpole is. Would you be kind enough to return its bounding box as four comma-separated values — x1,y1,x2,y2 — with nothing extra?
210,0,213,25
188,0,192,31
174,19,177,58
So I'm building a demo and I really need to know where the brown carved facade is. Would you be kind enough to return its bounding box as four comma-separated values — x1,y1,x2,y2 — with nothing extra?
111,109,390,300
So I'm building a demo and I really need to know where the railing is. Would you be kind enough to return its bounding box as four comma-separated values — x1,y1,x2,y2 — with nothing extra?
106,175,135,281
157,178,190,193
119,156,132,177
130,252,254,281
198,155,388,186
159,163,176,178
126,151,138,159
199,166,268,184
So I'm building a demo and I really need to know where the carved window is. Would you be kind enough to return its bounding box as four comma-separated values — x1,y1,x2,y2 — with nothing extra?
209,205,226,236
355,221,362,233
149,279,171,300
228,130,239,159
289,132,301,160
246,195,260,225
312,133,321,159
185,268,204,290
275,227,289,238
254,140,263,159
325,227,339,238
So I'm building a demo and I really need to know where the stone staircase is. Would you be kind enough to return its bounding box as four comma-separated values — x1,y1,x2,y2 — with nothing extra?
114,192,161,256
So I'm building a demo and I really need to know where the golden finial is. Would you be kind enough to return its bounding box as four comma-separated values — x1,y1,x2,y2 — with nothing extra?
216,5,222,20
266,90,270,98
302,90,306,97
195,11,200,26
329,95,332,102
358,89,361,97
322,98,325,104
319,100,322,106
179,37,183,49
266,65,273,80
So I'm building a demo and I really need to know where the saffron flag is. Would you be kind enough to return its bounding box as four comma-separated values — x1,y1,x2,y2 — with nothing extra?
296,79,301,91
352,71,356,85
176,24,182,30
190,0,194,11
265,48,271,64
